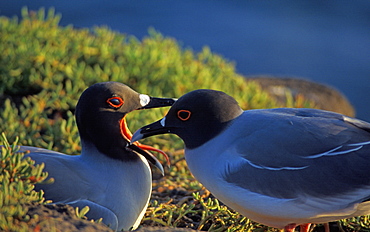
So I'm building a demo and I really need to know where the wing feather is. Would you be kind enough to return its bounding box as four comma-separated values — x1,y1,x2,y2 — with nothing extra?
224,108,370,201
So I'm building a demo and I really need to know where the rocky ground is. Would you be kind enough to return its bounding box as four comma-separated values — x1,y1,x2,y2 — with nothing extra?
22,202,198,232
23,203,113,232
21,189,345,232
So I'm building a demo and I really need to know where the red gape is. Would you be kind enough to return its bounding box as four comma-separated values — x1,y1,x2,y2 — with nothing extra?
120,117,170,166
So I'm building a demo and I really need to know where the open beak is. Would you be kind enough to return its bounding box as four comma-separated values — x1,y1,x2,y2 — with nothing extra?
120,117,170,176
120,96,175,175
129,119,172,176
126,143,165,175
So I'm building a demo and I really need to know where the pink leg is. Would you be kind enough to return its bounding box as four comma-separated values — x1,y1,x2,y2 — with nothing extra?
284,223,297,232
284,223,312,232
299,223,311,232
324,223,330,232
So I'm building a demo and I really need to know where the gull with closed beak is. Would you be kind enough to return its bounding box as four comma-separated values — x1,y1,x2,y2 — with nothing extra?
131,89,370,232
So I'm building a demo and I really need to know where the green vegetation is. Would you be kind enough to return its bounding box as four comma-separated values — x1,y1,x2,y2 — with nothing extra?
0,134,49,231
0,8,288,153
0,8,368,231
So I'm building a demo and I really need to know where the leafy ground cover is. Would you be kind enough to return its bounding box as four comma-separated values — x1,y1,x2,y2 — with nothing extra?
0,8,369,231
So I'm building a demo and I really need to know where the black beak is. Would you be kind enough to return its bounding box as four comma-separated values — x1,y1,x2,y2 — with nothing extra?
126,143,165,175
131,119,170,144
140,97,176,109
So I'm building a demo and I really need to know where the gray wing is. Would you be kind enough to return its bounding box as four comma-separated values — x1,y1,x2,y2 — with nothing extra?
20,147,92,204
2,146,88,200
9,146,121,230
225,108,370,200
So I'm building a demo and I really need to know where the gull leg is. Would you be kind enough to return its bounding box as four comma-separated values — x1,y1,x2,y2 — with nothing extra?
299,223,311,232
284,223,297,232
324,223,330,232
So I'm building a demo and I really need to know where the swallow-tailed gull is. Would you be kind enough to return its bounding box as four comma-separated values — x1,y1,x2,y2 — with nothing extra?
17,82,175,231
131,89,370,232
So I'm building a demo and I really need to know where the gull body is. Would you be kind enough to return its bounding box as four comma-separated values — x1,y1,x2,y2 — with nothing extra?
18,82,175,231
23,145,150,230
131,89,370,231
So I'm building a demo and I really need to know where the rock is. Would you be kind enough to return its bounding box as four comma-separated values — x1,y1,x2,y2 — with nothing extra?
246,76,355,117
22,203,197,232
24,203,113,232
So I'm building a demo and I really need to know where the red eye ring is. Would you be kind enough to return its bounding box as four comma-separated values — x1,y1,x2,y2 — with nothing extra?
107,97,124,108
177,110,191,121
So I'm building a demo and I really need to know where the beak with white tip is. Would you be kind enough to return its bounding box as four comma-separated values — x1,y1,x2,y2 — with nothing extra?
131,119,170,145
139,95,177,109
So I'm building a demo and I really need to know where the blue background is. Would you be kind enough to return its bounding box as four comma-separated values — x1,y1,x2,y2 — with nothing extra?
1,0,369,121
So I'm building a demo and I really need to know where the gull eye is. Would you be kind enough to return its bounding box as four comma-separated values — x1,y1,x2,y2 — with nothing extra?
177,110,191,121
107,97,124,108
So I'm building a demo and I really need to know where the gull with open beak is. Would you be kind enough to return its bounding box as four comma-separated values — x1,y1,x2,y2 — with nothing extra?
18,82,175,231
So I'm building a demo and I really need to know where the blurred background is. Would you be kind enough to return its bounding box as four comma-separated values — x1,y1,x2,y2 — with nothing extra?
1,0,369,121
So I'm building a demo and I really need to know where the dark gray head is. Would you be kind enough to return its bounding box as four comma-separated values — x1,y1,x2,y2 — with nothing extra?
75,82,175,169
131,89,243,149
